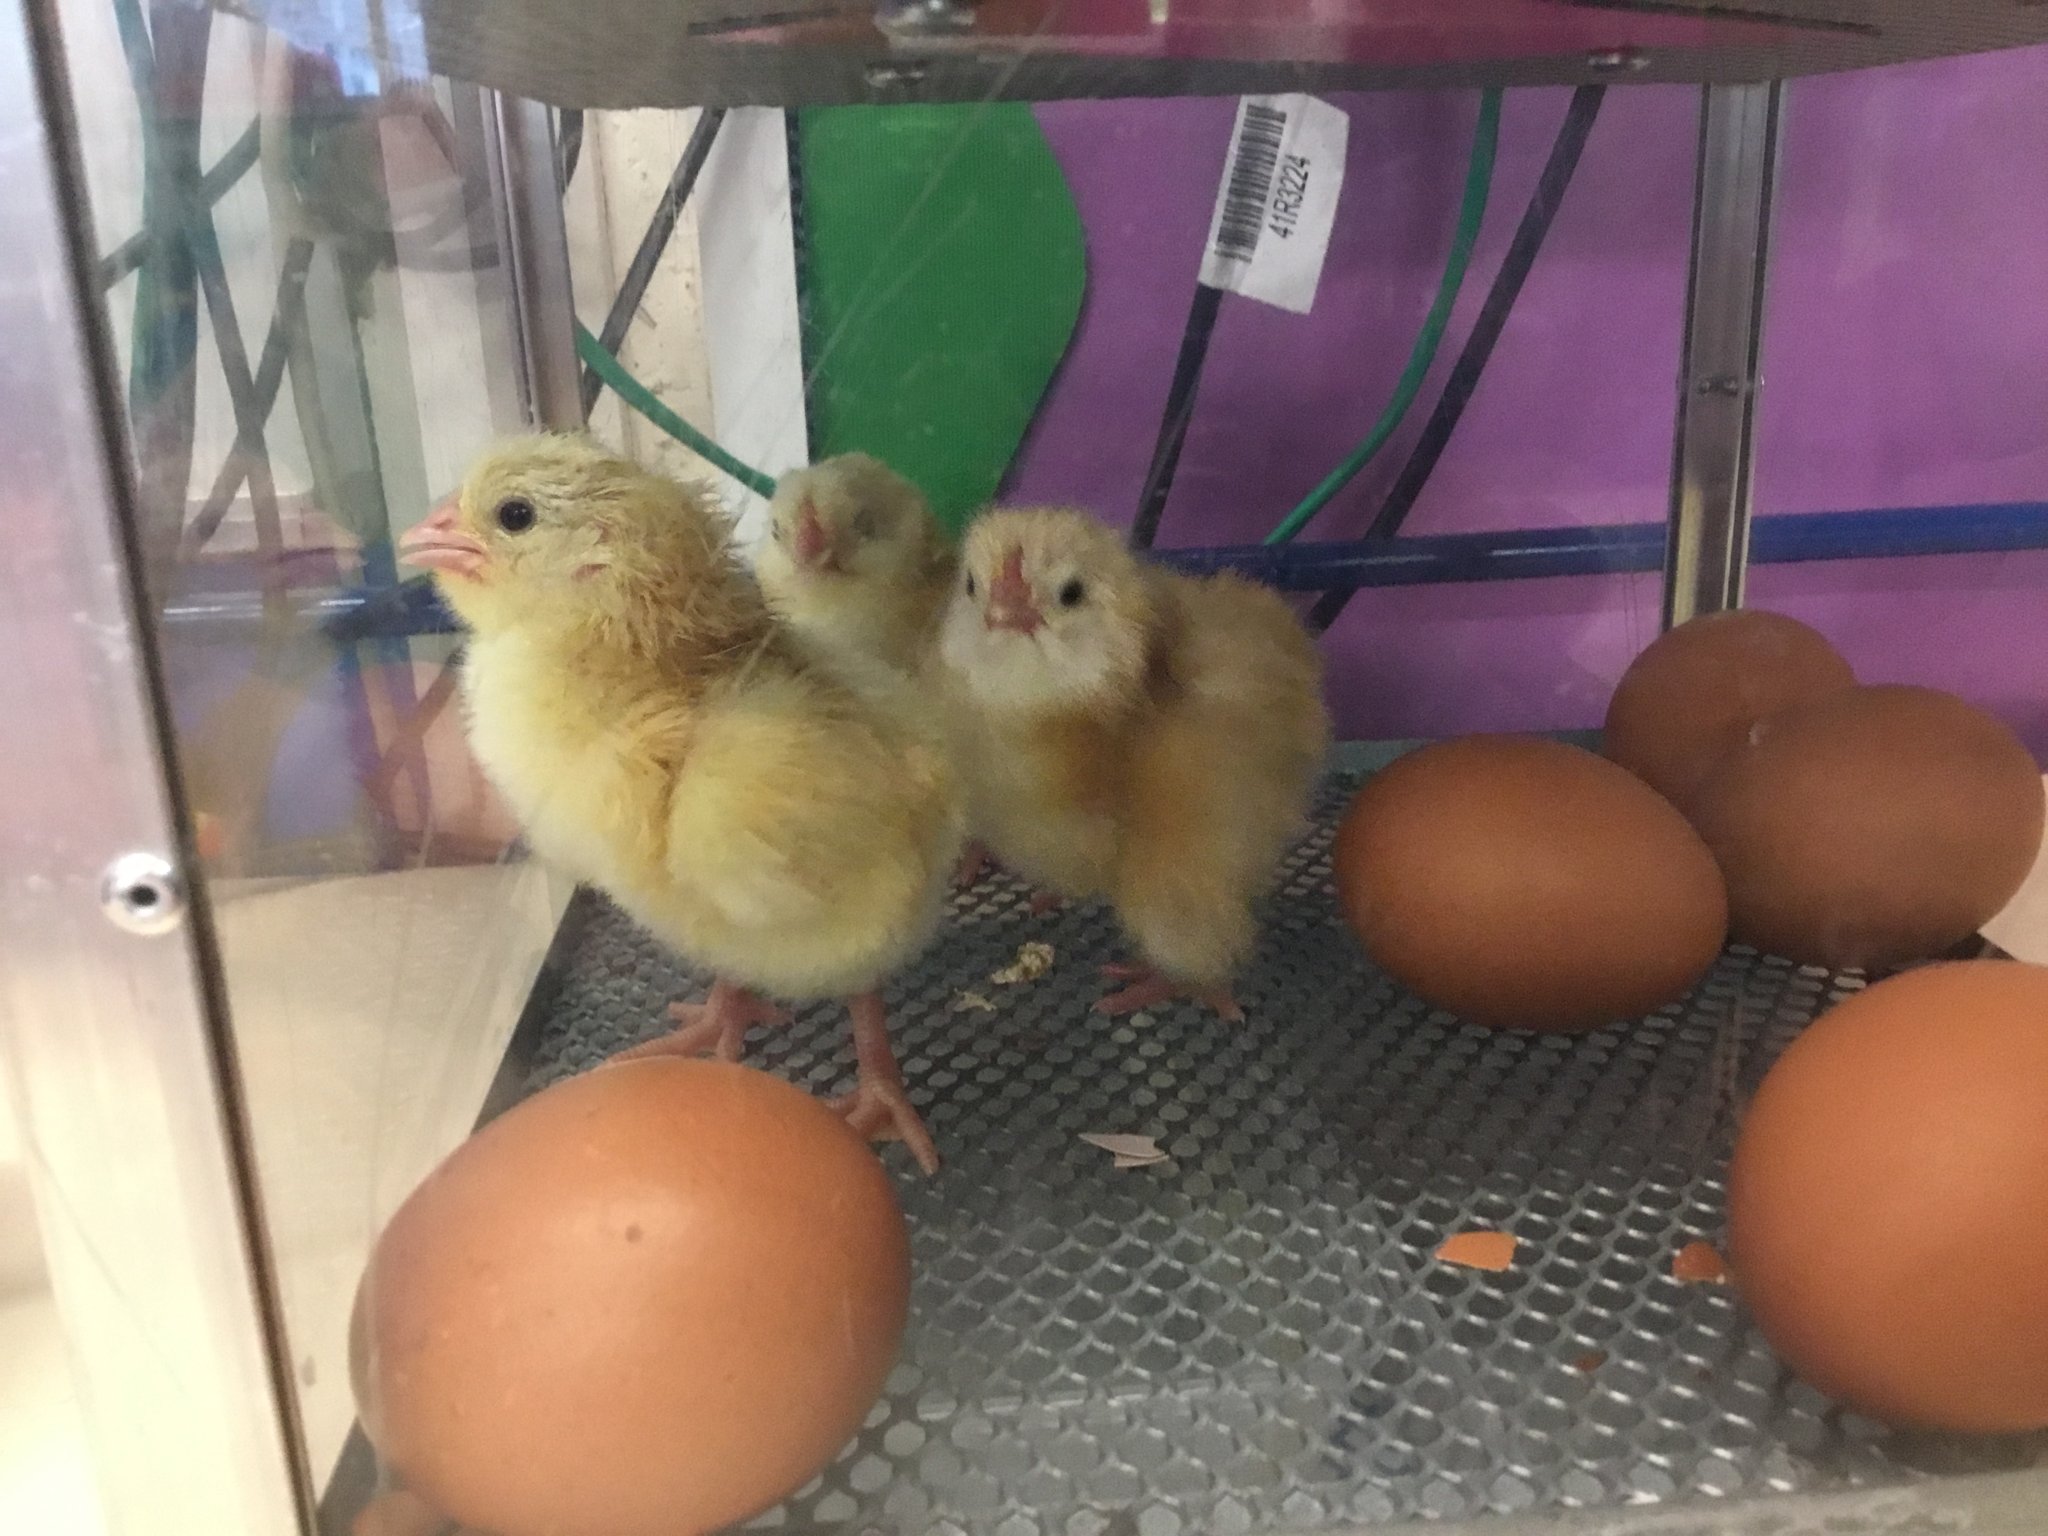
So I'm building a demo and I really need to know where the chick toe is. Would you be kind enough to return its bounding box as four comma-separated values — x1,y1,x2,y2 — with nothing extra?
1095,963,1244,1023
614,980,792,1064
830,994,940,1175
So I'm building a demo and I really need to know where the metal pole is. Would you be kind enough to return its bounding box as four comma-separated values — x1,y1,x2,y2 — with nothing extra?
1663,81,1783,628
486,94,585,429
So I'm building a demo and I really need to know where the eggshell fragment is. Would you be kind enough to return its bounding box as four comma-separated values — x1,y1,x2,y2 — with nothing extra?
1080,1132,1167,1163
1672,1241,1728,1284
1436,1231,1518,1271
991,940,1055,985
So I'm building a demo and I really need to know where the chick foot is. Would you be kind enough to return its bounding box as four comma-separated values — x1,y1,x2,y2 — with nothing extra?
955,842,1062,915
1095,963,1244,1022
614,979,792,1063
830,992,940,1175
955,840,993,889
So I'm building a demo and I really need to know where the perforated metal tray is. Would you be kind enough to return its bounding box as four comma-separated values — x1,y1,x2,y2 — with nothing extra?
508,771,2045,1534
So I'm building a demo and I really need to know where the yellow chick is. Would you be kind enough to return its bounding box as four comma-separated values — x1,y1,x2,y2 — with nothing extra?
755,453,953,683
937,507,1330,1018
399,434,961,1172
753,451,1017,892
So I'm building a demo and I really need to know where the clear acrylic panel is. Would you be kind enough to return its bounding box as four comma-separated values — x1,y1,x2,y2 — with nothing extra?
49,0,573,1498
25,0,2048,1530
1042,84,1699,742
1750,47,2048,760
0,1060,107,1536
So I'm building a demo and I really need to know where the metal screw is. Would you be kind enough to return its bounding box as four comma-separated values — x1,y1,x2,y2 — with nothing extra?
864,59,932,91
1586,47,1649,73
875,0,972,34
100,852,186,936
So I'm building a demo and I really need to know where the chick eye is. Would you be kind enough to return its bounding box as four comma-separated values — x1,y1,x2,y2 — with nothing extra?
965,574,977,599
852,510,877,539
496,498,536,534
1058,578,1086,607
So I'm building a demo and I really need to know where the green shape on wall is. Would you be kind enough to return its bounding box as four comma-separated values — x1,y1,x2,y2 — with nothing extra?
796,103,1086,535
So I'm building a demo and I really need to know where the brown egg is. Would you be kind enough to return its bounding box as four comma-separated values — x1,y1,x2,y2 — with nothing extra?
1603,609,1855,816
1728,961,2048,1433
1692,684,2044,970
1334,736,1728,1033
351,1489,447,1536
354,1058,910,1536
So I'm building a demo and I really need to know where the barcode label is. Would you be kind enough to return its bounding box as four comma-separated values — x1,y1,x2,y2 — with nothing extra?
1199,94,1350,315
1213,103,1287,262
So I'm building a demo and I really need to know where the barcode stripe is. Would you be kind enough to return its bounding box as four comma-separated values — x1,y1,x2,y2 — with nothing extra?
1214,102,1287,262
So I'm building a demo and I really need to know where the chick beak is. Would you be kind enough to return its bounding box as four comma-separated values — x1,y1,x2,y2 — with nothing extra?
792,499,837,571
985,548,1044,636
398,495,489,580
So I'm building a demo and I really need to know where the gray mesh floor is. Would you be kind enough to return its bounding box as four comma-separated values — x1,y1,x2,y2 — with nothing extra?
514,774,2043,1533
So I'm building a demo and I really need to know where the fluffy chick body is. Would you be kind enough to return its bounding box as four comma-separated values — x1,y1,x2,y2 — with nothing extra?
410,435,962,1004
463,630,956,1000
940,508,1329,1003
755,453,954,686
751,453,1039,898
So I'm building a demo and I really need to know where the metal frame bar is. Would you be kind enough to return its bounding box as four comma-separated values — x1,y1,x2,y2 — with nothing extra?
1156,502,2048,589
485,92,586,429
0,1,312,1530
1663,79,1783,627
136,500,2048,644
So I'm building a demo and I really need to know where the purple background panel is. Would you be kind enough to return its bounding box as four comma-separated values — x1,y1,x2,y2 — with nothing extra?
1756,50,2048,516
1011,87,1696,538
1012,49,2048,755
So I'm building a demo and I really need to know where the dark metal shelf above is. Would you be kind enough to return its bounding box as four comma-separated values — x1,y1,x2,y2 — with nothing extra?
220,0,2048,109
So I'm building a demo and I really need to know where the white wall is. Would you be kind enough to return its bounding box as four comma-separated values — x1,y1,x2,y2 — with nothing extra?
572,105,808,546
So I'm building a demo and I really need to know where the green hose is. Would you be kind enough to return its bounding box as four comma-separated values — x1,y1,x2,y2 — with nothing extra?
575,322,778,499
1264,88,1503,546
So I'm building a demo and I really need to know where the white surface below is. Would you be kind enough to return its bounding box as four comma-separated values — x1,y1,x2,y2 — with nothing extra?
0,1289,105,1536
0,857,569,1523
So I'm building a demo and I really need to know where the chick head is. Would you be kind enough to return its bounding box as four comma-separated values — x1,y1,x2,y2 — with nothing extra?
941,507,1156,712
402,433,740,645
761,454,938,589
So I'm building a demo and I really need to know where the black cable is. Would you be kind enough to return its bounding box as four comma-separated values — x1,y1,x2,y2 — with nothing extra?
1308,84,1607,635
787,108,820,465
579,107,728,417
1129,282,1223,550
559,108,585,189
